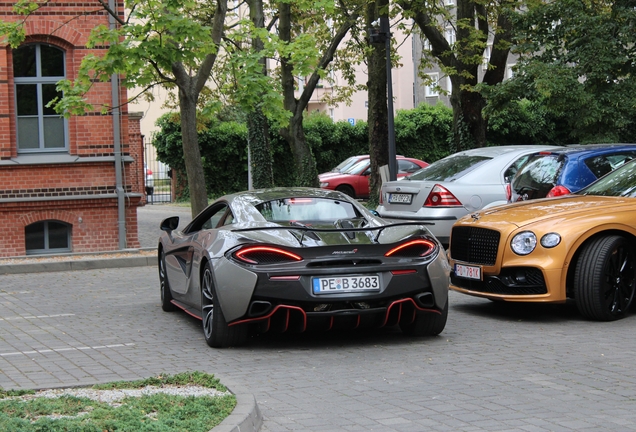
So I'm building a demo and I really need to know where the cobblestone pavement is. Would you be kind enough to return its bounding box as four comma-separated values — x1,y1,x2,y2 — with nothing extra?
2,264,636,431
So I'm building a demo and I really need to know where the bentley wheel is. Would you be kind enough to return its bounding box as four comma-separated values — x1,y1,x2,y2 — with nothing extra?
201,262,247,348
159,250,177,312
574,235,636,321
400,300,448,336
336,185,355,198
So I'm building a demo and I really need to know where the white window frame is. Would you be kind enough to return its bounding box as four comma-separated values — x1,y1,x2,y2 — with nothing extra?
445,28,456,45
483,45,492,71
506,63,516,80
425,73,439,97
13,44,68,153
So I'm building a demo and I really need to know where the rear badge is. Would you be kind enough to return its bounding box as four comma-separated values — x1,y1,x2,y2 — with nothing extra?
332,249,358,255
470,213,480,221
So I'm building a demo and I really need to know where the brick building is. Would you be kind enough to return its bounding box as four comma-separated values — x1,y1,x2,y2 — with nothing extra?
0,1,144,257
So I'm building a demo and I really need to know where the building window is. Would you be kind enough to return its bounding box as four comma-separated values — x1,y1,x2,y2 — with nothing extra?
25,220,71,255
506,63,516,80
445,28,456,45
483,45,492,71
425,73,439,97
13,44,67,152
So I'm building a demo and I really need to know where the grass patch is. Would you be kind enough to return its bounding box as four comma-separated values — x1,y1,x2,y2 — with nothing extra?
0,372,236,432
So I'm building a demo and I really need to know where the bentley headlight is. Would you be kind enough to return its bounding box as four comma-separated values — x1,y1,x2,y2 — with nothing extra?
320,182,329,187
541,233,561,248
511,231,537,255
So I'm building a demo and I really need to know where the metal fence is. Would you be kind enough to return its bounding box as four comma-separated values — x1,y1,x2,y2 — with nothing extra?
144,140,172,204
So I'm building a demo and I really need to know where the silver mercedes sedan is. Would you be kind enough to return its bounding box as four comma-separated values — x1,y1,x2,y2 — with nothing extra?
376,145,563,246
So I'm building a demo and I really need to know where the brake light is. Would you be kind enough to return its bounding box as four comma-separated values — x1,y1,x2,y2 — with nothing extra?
379,190,384,205
546,185,571,198
423,185,462,207
233,246,302,264
505,183,512,202
385,239,437,258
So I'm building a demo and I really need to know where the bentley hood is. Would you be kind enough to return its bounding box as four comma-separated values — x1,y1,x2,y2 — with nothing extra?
473,195,635,228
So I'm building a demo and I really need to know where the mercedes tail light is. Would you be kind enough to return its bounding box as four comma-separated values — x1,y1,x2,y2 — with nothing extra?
385,239,437,258
233,246,302,264
546,185,571,198
505,182,512,202
423,185,462,207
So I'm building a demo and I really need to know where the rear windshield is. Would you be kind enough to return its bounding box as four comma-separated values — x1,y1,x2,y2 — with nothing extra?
342,159,370,175
408,155,490,181
256,197,361,222
334,156,362,173
578,160,636,197
511,154,562,199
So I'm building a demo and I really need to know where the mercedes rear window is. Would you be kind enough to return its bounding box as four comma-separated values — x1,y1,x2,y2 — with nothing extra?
256,198,360,222
407,155,490,181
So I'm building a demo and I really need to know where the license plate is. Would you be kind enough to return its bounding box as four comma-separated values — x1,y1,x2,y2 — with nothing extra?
455,264,482,280
388,193,412,204
312,275,380,294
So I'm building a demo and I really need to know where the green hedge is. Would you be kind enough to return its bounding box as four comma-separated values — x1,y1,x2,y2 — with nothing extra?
152,104,456,199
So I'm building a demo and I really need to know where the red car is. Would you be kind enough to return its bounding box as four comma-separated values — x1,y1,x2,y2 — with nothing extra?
319,156,428,198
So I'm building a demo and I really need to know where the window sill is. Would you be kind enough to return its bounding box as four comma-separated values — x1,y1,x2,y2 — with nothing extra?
1,154,135,166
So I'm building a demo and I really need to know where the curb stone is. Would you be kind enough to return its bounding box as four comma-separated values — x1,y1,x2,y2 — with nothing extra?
212,393,263,432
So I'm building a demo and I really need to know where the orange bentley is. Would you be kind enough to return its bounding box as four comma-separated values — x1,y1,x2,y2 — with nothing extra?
448,159,636,321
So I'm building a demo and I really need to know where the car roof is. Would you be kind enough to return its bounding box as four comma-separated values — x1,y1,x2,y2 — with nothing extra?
450,145,564,158
532,144,636,157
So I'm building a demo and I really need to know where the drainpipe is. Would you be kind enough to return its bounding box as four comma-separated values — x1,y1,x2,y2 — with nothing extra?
108,0,126,249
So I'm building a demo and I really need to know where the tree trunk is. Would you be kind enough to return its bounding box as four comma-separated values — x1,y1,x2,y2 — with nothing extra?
277,1,357,187
247,110,273,188
367,0,389,206
246,0,274,189
178,84,208,217
278,1,319,187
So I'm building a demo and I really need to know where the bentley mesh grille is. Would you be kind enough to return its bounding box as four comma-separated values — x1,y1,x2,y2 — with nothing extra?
450,226,500,266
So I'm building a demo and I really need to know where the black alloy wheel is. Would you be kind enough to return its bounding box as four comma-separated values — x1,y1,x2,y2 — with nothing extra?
574,235,636,321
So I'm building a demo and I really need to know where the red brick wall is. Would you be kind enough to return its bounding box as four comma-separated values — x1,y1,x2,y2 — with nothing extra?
0,0,144,258
0,199,141,257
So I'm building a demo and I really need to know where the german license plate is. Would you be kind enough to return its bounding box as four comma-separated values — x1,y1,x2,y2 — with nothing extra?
312,275,380,294
388,193,412,204
455,264,482,280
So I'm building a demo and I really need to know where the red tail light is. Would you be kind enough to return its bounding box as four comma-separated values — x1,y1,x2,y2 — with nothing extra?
546,185,571,198
379,190,384,205
233,246,302,264
423,185,462,207
385,239,437,258
505,183,512,202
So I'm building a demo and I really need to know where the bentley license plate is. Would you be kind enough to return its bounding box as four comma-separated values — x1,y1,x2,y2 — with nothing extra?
312,275,380,294
388,193,412,204
455,264,482,280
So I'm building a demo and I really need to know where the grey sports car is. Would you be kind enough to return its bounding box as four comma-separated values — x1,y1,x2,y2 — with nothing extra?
158,188,450,348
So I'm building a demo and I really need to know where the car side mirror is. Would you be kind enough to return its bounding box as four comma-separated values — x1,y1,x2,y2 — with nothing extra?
160,216,179,232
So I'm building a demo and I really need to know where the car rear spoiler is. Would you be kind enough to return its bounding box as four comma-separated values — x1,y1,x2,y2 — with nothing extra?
232,221,434,245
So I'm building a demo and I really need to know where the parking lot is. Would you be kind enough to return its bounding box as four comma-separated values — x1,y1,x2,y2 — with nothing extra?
3,262,636,431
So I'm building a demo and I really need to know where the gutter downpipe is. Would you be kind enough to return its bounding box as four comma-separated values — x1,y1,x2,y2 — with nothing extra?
108,0,126,249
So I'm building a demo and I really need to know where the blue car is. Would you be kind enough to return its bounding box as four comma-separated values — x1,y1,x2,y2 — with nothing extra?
511,144,636,202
